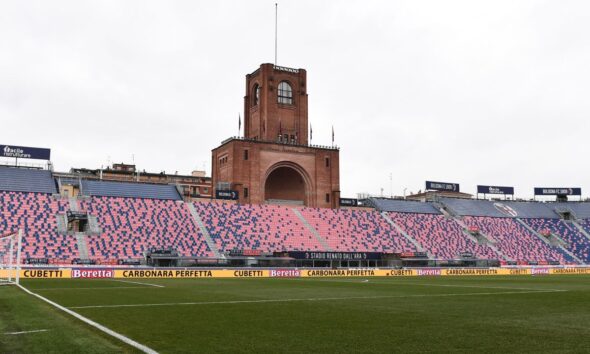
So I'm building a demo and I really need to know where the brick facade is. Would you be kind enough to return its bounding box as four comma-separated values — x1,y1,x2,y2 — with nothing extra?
211,64,340,208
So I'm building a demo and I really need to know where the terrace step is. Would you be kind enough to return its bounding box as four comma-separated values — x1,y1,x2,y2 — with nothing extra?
517,218,583,264
292,208,332,252
75,232,89,259
452,216,512,261
68,196,79,212
56,213,68,234
187,203,223,258
380,212,426,253
571,221,590,242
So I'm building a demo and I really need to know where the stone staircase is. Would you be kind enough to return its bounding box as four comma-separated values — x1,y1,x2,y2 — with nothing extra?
75,232,89,260
571,220,590,241
516,218,583,264
186,203,223,258
291,208,332,251
380,212,426,253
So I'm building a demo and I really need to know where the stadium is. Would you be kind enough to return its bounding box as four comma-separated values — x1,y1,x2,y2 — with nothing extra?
2,3,590,354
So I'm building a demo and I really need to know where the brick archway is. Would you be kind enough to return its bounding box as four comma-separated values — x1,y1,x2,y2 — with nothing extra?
262,162,312,206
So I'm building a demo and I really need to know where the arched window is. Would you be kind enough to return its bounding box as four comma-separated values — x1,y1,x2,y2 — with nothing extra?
277,81,293,105
253,84,260,105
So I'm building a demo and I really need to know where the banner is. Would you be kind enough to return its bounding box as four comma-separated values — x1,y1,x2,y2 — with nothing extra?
1,267,589,279
477,185,514,195
426,181,460,192
534,188,581,196
285,251,382,260
115,269,268,278
339,198,359,207
215,190,239,200
0,144,51,160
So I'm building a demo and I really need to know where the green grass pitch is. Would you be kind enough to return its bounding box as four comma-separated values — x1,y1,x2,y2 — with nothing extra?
1,275,590,353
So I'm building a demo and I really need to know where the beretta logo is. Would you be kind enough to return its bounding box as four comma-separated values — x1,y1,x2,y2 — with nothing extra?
72,269,114,278
269,269,301,277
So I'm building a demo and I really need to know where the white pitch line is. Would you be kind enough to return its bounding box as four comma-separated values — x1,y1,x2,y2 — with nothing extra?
289,278,564,291
4,329,49,335
17,285,158,354
69,289,566,310
32,286,160,291
111,279,165,288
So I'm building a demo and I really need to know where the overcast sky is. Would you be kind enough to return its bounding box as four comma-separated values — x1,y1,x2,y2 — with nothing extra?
1,1,589,199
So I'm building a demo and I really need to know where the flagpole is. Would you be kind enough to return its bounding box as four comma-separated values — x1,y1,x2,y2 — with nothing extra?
275,3,278,66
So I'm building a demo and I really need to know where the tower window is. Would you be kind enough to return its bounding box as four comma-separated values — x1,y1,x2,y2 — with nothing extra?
244,149,249,160
325,193,330,203
253,84,260,105
325,157,330,167
278,81,293,105
244,187,249,198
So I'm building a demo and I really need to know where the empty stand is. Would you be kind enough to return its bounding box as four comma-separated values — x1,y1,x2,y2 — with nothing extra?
0,166,57,194
463,216,574,264
522,219,590,263
81,180,181,200
299,208,417,253
80,197,212,260
370,198,441,214
193,202,326,253
389,212,500,259
0,191,77,262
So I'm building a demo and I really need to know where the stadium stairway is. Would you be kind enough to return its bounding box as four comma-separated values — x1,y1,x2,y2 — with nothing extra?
451,216,511,261
68,196,79,211
75,232,90,259
572,221,590,241
516,218,583,264
186,202,223,258
379,212,427,253
291,208,332,251
433,202,509,261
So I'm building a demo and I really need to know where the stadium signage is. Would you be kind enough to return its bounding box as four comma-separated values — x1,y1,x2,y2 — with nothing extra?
72,269,113,278
386,269,415,276
71,259,96,265
0,144,51,160
534,188,581,196
233,270,265,277
416,269,441,276
339,198,358,207
120,269,214,278
425,181,459,192
305,269,376,277
25,258,49,265
229,249,262,257
477,185,514,195
269,269,301,277
530,268,550,275
22,269,64,278
552,268,590,274
215,190,239,200
287,252,382,260
118,259,141,265
399,252,428,258
445,268,499,276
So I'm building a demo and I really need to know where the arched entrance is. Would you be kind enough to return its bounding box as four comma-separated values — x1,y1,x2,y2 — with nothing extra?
263,163,310,206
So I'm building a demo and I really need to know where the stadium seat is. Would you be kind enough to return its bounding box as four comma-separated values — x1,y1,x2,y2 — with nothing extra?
462,216,574,264
80,196,212,261
389,212,500,259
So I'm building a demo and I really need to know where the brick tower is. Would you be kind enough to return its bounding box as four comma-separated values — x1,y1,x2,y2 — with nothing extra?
211,64,340,208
